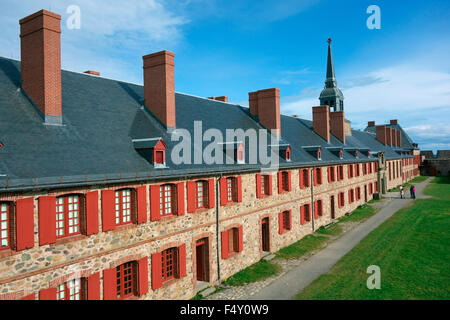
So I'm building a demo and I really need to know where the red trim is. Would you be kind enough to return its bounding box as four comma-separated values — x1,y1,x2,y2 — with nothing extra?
102,268,117,300
16,198,35,251
176,183,185,215
256,174,262,198
208,179,215,209
137,186,148,224
101,190,115,232
151,252,162,290
238,226,243,252
221,230,229,259
187,181,196,213
21,293,35,300
219,178,227,206
150,185,161,221
87,272,100,300
138,257,149,296
86,191,99,235
39,287,57,300
38,196,56,246
236,176,242,202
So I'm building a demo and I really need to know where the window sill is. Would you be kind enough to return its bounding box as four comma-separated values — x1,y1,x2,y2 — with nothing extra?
0,248,17,259
161,277,180,288
52,234,87,246
111,223,138,233
192,208,211,214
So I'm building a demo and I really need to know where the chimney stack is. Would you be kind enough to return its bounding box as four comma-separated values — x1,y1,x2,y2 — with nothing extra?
143,50,176,130
376,125,387,145
312,106,330,142
208,96,228,102
368,121,375,127
248,88,281,136
386,127,393,146
84,70,100,76
390,119,398,125
330,111,345,143
397,129,402,147
20,10,62,125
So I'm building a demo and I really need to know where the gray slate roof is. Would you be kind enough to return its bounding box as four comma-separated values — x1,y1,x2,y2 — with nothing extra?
0,57,414,192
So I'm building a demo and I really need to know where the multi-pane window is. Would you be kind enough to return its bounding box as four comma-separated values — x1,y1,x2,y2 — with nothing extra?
160,185,176,216
260,175,270,196
317,200,323,216
338,166,344,181
116,262,135,299
315,168,322,185
195,181,208,209
304,204,311,222
0,203,10,250
226,178,236,202
115,190,132,225
57,278,82,300
301,169,310,188
339,192,345,207
355,164,360,176
56,195,81,238
282,211,291,231
228,228,238,253
282,172,290,191
329,166,335,182
162,248,177,282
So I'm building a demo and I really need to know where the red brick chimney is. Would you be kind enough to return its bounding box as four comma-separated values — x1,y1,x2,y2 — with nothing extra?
376,125,386,145
396,129,402,147
84,70,100,76
248,88,281,136
368,121,375,127
143,50,176,130
330,111,345,143
312,106,330,142
390,119,398,125
20,10,62,125
386,127,393,146
208,96,228,102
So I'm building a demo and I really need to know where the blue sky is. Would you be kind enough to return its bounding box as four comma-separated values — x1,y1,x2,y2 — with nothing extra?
0,0,449,151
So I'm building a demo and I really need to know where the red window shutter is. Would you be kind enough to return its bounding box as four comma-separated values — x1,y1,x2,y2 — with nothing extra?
150,185,161,221
86,191,99,235
151,252,162,290
256,174,262,198
39,287,56,300
318,168,322,184
278,212,284,234
219,178,227,206
348,165,351,178
236,176,242,202
313,169,317,186
278,172,283,194
208,179,215,209
308,204,312,220
101,190,115,232
238,226,244,252
327,167,331,183
102,268,117,300
314,201,318,219
137,186,148,224
21,293,35,300
299,170,304,189
301,206,306,225
287,171,292,191
186,181,196,213
176,182,185,215
15,197,35,251
267,174,273,195
87,272,100,300
178,244,186,278
349,190,352,203
138,256,149,296
221,231,229,259
288,211,292,230
38,196,56,246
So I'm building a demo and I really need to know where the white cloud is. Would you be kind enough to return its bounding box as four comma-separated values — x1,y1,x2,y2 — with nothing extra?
0,0,190,82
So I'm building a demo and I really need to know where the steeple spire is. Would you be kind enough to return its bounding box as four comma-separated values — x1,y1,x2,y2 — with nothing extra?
319,38,344,111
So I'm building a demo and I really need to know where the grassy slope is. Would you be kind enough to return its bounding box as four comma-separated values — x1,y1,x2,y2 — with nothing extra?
223,260,281,287
295,177,450,300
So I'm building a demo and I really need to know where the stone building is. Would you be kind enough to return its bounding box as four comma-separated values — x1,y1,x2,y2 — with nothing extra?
420,150,450,176
0,9,420,300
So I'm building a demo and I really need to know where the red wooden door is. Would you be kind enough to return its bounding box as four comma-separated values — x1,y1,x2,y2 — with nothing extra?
196,239,209,282
261,218,270,252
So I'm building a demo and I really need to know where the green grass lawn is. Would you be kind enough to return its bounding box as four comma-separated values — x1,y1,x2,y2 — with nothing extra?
338,204,376,223
316,223,343,236
389,176,428,192
295,177,450,300
223,259,281,287
275,234,328,259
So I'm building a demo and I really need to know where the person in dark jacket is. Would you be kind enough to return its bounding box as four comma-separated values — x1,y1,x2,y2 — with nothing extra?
410,185,414,198
413,186,416,199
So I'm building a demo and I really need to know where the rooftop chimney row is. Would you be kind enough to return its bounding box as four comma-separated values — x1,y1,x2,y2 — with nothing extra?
20,10,62,125
208,96,228,102
312,106,330,142
330,111,345,143
249,88,281,137
143,50,176,130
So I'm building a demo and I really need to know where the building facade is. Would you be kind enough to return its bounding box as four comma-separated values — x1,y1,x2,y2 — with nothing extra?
0,10,420,300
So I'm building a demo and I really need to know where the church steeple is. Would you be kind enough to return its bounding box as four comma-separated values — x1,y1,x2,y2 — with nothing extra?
320,38,344,112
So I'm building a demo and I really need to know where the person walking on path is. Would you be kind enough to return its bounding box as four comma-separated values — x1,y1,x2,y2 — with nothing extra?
410,185,414,198
400,185,404,199
413,186,416,199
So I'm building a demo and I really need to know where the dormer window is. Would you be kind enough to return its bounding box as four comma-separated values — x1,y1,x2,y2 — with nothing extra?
286,148,291,161
133,138,167,168
339,149,343,159
222,142,245,164
303,146,322,161
317,148,322,160
236,143,245,164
